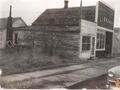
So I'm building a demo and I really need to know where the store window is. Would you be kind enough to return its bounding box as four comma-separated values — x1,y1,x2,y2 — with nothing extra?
82,36,91,51
96,30,106,50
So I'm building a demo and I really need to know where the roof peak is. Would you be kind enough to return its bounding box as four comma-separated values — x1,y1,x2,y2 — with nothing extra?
46,5,96,10
46,6,95,11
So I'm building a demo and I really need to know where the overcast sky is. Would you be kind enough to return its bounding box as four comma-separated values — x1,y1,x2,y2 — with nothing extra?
0,0,120,27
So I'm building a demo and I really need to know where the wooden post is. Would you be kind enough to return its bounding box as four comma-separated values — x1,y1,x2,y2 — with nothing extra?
79,0,82,58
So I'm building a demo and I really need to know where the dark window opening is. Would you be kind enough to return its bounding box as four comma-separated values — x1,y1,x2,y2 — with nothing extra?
14,33,18,44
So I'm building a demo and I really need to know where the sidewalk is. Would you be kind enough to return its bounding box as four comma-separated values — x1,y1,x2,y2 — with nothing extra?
1,57,120,88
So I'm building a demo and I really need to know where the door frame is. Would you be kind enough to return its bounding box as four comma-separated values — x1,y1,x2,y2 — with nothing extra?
90,36,96,57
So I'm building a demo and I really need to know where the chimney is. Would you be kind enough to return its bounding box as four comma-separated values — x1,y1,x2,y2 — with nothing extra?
9,5,12,18
64,0,68,9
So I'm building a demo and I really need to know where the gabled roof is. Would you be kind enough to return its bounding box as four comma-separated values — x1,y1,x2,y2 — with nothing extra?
0,17,27,30
33,6,96,26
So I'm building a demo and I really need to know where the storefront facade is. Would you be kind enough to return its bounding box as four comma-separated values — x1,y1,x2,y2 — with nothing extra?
95,1,114,57
79,1,114,59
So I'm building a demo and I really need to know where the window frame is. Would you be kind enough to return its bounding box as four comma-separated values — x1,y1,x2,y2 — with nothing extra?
82,35,91,52
96,30,106,51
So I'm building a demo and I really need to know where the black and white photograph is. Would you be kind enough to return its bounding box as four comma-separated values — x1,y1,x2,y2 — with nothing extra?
0,0,120,89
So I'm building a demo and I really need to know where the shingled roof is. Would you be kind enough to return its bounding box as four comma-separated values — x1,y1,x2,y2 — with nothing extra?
33,6,96,26
0,17,27,30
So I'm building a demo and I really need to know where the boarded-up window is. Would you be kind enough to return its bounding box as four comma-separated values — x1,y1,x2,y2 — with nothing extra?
82,36,91,51
96,30,105,49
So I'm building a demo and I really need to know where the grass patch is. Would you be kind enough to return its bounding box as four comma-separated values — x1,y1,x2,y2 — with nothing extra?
0,46,81,76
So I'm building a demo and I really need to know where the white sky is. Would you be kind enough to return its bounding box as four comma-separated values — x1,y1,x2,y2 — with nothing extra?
0,0,120,27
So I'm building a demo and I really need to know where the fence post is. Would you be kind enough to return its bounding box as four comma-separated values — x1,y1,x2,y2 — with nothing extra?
0,69,2,88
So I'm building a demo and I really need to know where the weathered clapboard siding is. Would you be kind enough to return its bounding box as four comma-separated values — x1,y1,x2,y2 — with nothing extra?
33,30,80,57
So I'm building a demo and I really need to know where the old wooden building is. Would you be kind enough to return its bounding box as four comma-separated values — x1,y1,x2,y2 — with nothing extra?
7,1,115,59
31,1,114,59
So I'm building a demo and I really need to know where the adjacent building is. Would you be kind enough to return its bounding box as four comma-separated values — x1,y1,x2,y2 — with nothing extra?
0,17,27,48
0,6,27,49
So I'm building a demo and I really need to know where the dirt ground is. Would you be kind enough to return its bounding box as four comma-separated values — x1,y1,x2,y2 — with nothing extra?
68,74,107,89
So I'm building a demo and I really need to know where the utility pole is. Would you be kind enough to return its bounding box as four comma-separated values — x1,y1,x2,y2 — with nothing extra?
79,0,82,58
